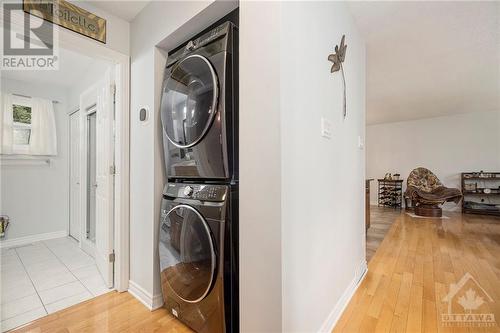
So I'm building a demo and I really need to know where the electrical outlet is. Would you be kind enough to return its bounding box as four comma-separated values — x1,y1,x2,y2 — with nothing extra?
321,117,332,139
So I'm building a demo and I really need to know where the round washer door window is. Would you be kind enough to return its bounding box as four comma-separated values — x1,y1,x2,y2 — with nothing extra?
161,204,216,303
161,54,218,148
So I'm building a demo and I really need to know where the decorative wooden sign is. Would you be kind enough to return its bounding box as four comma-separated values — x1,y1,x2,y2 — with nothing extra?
23,0,106,43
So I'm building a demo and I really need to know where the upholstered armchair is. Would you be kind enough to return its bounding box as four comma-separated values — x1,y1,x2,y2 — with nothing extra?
404,167,462,217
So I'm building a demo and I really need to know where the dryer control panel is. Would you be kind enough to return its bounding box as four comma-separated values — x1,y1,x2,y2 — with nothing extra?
164,183,228,202
167,21,234,68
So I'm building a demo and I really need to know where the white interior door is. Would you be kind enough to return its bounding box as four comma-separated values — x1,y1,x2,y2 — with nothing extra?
79,68,115,288
95,69,115,288
69,111,81,240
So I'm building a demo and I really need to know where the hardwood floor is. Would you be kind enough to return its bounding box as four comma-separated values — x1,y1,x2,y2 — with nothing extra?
10,291,193,333
335,210,500,333
366,206,401,261
10,210,500,333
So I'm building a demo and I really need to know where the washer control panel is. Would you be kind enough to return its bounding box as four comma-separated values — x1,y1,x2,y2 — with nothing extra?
164,183,228,202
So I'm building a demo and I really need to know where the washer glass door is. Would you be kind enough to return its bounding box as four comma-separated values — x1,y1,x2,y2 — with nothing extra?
159,204,216,303
161,54,218,148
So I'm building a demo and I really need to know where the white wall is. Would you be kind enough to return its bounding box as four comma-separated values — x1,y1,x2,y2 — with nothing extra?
239,2,283,331
67,60,112,111
0,78,69,239
67,0,131,56
280,2,366,331
366,111,500,209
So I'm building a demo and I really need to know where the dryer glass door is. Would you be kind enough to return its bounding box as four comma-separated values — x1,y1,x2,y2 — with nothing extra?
161,54,218,149
160,204,216,303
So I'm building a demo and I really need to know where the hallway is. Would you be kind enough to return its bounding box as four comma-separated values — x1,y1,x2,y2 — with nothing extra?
335,211,500,332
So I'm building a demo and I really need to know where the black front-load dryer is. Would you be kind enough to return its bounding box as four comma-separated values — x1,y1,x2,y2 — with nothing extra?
159,182,238,333
160,22,238,182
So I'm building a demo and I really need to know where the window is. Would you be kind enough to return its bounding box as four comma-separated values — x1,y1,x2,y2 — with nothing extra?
12,96,32,153
1,93,57,156
13,104,32,145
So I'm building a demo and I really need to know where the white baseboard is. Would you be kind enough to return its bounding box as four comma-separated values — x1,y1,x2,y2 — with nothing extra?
152,293,164,310
318,259,368,332
0,230,68,249
128,280,164,311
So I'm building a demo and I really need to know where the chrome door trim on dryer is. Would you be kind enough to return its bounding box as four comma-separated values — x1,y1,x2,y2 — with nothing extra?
163,203,217,304
162,54,219,149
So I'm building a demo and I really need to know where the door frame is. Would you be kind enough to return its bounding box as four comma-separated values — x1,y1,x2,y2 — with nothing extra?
80,98,98,258
7,11,130,293
86,110,97,249
68,109,80,241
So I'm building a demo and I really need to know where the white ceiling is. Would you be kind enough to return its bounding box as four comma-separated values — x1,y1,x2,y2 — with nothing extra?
348,1,500,125
88,1,149,22
1,47,110,88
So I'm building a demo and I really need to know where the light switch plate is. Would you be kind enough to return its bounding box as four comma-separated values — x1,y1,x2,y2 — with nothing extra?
358,135,364,149
321,117,332,139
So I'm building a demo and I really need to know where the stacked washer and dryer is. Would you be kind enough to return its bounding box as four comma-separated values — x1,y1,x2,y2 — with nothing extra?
158,21,239,333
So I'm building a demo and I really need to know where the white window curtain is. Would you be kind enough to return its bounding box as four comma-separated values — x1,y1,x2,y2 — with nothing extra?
29,97,57,155
1,92,14,154
0,92,57,156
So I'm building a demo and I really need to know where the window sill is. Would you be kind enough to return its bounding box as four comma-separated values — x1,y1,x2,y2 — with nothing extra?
0,156,51,166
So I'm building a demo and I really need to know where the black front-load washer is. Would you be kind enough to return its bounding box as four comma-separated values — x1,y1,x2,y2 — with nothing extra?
159,182,238,333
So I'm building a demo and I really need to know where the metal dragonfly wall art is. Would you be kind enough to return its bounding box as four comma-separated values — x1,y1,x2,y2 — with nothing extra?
328,35,347,120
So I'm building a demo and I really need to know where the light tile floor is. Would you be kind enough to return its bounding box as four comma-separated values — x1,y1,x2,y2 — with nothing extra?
0,237,111,332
